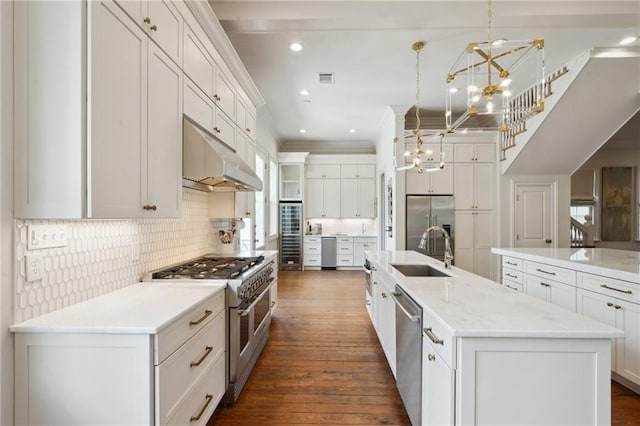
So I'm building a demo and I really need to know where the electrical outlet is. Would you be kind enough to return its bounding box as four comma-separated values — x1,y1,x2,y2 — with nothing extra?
25,253,44,282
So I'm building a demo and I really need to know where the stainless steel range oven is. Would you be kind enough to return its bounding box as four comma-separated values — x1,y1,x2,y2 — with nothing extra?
147,254,276,404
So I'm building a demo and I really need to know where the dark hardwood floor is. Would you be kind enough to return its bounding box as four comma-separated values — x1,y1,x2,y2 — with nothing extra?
209,270,640,425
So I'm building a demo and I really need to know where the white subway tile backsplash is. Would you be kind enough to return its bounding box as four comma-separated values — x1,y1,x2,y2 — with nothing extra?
14,190,215,322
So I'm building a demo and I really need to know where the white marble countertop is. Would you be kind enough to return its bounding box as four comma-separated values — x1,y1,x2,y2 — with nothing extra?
492,247,640,284
366,250,624,339
9,282,226,334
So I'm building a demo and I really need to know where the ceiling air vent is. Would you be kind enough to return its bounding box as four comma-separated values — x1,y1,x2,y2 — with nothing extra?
318,72,335,84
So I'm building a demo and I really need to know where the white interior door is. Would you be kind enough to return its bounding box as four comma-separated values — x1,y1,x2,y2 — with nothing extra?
515,183,554,247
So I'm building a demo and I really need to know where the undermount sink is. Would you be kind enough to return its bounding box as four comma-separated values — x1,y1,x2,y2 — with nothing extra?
391,264,450,277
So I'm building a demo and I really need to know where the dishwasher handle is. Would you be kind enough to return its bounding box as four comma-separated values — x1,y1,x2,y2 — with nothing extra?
391,291,421,323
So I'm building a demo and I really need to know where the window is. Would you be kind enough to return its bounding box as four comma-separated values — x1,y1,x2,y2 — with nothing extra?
269,157,278,238
254,153,266,249
570,204,594,224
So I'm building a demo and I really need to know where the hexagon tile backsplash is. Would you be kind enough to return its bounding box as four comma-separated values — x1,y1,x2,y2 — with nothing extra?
14,190,216,323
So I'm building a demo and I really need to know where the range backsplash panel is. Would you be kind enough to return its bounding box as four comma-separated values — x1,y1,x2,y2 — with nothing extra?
14,190,214,322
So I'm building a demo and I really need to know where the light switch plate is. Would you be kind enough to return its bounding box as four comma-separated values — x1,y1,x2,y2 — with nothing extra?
27,225,68,250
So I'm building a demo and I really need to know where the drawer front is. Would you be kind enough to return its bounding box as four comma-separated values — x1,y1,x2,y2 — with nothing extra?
155,290,225,364
353,237,377,244
503,279,523,292
165,351,225,426
337,243,353,254
423,311,454,367
502,267,523,284
337,255,354,266
502,256,523,270
523,260,576,285
337,237,353,244
157,311,224,423
304,237,321,244
577,272,638,305
304,242,321,254
304,255,321,266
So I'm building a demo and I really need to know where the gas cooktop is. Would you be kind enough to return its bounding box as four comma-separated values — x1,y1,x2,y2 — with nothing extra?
151,255,265,280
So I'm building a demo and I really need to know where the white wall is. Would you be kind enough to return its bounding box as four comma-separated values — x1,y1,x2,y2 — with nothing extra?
575,146,640,250
257,109,280,251
0,2,13,423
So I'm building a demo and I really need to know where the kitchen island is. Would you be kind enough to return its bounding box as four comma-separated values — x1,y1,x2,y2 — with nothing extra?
492,247,640,393
366,250,623,425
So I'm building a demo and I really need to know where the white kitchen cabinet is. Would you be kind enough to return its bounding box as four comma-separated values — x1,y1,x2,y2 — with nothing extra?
340,164,375,179
15,1,182,219
405,166,454,195
279,163,304,201
184,78,235,150
235,132,256,219
422,335,455,426
114,0,182,65
524,275,577,311
353,237,377,267
340,178,375,218
453,163,494,210
454,211,494,279
453,142,495,163
501,257,524,292
13,284,226,426
236,98,257,141
306,164,341,179
373,269,396,377
303,236,322,267
306,178,341,218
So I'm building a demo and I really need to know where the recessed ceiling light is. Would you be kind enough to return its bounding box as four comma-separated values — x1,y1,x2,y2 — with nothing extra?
290,42,303,52
619,36,638,45
300,89,310,96
349,129,356,133
449,87,459,94
299,129,306,134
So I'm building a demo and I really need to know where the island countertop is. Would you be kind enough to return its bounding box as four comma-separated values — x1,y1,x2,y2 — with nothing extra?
491,247,640,284
365,250,624,339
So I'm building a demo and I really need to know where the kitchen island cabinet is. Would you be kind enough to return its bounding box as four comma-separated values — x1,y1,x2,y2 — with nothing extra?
366,250,622,425
493,247,640,392
11,282,226,426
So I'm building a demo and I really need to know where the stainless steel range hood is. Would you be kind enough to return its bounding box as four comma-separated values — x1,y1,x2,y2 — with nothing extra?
182,115,263,192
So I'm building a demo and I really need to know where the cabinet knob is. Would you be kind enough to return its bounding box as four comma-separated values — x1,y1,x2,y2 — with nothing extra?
150,24,158,31
381,292,387,298
214,94,221,101
545,239,552,244
246,128,251,133
427,353,436,362
143,16,151,24
213,127,221,134
143,204,157,211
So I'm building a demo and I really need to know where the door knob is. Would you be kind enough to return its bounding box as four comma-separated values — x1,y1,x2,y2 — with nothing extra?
545,239,552,244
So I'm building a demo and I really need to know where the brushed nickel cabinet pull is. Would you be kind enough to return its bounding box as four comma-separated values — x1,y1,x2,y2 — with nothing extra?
607,302,614,307
505,261,517,266
540,282,551,287
600,284,632,295
505,273,518,278
424,327,444,345
189,309,213,326
190,394,213,422
506,285,518,291
190,346,213,367
536,268,556,276
615,305,622,310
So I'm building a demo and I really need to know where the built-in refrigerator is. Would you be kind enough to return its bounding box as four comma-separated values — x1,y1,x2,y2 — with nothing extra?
406,195,454,261
279,202,303,270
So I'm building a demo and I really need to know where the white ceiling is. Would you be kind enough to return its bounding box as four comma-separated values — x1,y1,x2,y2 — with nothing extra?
209,0,640,149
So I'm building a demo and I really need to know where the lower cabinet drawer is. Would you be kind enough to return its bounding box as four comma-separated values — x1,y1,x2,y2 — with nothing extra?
423,311,454,367
164,351,225,426
155,290,225,364
337,255,354,266
577,272,638,304
304,255,321,266
503,279,523,292
502,267,523,284
337,243,353,254
523,260,576,285
156,310,225,423
304,243,321,254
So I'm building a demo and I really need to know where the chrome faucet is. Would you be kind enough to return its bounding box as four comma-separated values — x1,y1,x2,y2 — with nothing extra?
418,225,454,269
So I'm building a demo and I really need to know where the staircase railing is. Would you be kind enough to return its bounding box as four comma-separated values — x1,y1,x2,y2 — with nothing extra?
570,217,586,248
500,65,569,161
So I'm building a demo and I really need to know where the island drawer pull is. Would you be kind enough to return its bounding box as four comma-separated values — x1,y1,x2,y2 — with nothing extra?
424,327,444,345
540,282,551,287
505,261,518,266
189,309,213,326
190,346,213,368
536,268,556,276
505,273,518,278
190,394,213,422
506,285,518,291
600,284,632,295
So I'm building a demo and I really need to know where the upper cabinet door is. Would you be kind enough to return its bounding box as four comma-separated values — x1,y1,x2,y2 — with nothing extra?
183,23,215,96
214,69,236,120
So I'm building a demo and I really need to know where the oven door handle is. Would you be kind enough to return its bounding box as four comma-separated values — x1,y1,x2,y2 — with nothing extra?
237,278,275,317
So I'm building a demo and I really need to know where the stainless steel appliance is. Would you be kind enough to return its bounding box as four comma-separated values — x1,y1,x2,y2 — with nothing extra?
391,285,423,425
279,202,303,270
321,236,337,269
147,255,276,404
406,195,454,261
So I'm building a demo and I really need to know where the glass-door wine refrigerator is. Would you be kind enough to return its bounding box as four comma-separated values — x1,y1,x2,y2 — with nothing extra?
279,202,303,270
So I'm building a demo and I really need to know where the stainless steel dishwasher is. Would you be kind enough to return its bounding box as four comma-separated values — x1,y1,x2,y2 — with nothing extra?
320,236,337,269
391,285,422,425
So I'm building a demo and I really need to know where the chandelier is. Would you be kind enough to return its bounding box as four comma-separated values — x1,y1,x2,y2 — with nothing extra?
445,0,545,133
396,41,445,173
